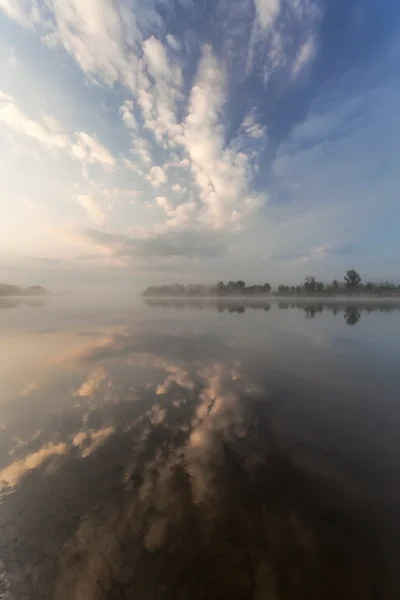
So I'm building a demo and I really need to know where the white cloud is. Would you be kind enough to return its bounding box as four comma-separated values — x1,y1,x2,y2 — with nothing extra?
292,36,316,76
74,181,139,226
51,0,137,91
122,156,142,175
0,90,69,149
292,244,331,264
120,100,137,130
147,165,167,187
183,46,266,228
247,0,321,80
164,201,196,229
156,196,173,212
138,36,183,146
131,136,152,165
166,33,181,52
254,0,281,30
71,132,116,169
0,0,41,28
143,36,172,80
76,194,106,227
241,111,266,139
171,183,184,193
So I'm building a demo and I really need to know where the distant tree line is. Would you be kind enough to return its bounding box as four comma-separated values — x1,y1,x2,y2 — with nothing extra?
143,281,272,297
0,284,49,297
277,270,400,296
143,270,400,298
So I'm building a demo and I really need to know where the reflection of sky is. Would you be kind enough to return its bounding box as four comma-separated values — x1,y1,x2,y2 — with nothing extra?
1,300,400,598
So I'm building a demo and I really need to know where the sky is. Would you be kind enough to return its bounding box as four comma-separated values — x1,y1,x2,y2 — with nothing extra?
0,0,400,291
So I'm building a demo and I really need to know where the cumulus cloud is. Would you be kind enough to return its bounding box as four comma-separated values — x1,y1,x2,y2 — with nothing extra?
171,183,184,193
156,196,173,212
183,46,266,228
120,100,137,130
0,0,341,276
147,165,167,187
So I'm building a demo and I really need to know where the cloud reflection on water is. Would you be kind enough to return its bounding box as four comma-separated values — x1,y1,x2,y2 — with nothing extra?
1,319,399,600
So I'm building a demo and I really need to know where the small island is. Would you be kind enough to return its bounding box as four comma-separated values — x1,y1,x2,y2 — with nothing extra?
0,284,49,297
143,270,400,298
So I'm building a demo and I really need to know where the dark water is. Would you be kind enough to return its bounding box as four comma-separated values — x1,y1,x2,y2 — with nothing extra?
1,297,400,599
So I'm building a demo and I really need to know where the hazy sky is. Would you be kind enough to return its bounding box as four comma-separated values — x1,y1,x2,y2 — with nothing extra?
1,0,400,290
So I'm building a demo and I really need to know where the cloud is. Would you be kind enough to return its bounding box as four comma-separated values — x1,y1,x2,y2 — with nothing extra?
276,243,331,264
241,111,266,139
50,0,137,91
254,0,281,30
183,46,266,228
138,36,184,147
0,90,69,149
120,100,137,130
156,196,173,212
147,165,167,187
71,132,116,169
247,0,322,80
155,195,195,229
76,194,106,227
73,181,140,227
171,183,184,193
131,136,152,166
292,36,316,76
84,227,226,261
0,0,41,29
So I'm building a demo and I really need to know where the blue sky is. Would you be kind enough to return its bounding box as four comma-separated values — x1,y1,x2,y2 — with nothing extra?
0,0,399,289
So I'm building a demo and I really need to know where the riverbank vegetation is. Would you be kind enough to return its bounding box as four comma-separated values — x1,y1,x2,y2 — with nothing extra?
0,284,49,297
143,270,400,298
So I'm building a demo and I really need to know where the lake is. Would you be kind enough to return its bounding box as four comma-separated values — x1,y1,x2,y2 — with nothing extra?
1,297,400,599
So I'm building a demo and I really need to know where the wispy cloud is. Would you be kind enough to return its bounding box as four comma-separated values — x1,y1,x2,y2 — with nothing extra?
84,227,227,261
0,90,69,149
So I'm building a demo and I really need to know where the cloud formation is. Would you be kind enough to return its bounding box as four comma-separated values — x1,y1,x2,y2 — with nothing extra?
85,227,226,261
0,0,399,281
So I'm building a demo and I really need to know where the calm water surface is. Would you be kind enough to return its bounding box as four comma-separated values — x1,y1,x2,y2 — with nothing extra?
1,297,400,599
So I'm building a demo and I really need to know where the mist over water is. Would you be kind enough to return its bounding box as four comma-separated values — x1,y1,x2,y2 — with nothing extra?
1,297,400,599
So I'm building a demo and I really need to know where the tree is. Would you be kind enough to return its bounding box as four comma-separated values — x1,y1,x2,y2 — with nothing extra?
315,281,325,293
263,283,271,293
332,279,339,290
304,276,317,293
236,281,246,293
278,285,290,294
227,281,237,293
216,281,226,295
344,269,361,290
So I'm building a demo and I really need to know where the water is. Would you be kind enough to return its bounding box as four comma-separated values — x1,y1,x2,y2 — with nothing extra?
1,297,400,599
